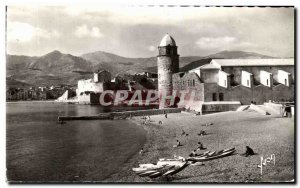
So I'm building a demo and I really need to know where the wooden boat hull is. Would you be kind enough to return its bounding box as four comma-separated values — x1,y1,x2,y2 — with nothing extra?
187,148,235,162
132,161,189,178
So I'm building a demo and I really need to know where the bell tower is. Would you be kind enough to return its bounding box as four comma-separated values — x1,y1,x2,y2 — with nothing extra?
157,34,179,109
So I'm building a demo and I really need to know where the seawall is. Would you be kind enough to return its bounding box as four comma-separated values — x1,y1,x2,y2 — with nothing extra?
58,108,183,121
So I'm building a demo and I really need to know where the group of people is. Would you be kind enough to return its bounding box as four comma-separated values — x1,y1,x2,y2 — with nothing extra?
140,113,169,125
201,122,213,127
197,129,207,136
181,130,189,136
189,142,207,157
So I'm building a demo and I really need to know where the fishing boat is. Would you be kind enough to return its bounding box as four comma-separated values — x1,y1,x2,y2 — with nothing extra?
132,159,189,179
187,148,236,162
133,148,236,179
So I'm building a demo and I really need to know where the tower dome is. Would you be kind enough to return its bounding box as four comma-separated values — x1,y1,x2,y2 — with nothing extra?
159,34,176,47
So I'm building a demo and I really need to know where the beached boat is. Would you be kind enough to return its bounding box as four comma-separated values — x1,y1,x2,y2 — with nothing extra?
133,148,236,179
132,159,189,178
187,148,236,162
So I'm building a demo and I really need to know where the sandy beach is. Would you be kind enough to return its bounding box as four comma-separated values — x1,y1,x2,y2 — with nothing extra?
107,110,294,183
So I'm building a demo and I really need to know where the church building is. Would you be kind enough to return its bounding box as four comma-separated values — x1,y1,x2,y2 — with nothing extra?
157,34,294,110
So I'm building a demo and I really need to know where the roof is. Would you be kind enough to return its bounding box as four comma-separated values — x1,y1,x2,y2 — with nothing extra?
159,34,176,47
180,58,212,72
94,69,108,74
212,59,294,67
200,63,220,69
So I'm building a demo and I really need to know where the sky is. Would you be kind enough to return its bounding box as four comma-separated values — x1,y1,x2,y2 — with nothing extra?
6,6,294,58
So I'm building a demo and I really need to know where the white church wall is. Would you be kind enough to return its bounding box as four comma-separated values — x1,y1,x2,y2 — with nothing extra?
218,70,229,88
278,70,291,87
241,71,253,88
260,70,273,87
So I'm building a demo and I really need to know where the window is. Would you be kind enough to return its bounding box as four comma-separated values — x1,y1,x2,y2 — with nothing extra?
285,78,287,85
193,79,195,86
219,93,224,101
247,80,250,86
224,80,227,87
212,93,217,101
166,46,170,55
266,79,269,86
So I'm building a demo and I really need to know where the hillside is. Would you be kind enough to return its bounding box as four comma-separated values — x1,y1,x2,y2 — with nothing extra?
81,51,202,75
206,50,273,59
6,50,274,88
7,51,94,87
28,50,94,73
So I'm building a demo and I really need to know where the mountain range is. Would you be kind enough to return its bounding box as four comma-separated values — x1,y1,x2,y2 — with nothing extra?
6,50,274,88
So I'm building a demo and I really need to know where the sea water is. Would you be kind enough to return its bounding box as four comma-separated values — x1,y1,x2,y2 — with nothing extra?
6,102,146,182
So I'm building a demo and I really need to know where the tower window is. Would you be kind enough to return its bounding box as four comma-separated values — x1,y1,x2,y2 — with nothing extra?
193,79,195,86
166,46,171,55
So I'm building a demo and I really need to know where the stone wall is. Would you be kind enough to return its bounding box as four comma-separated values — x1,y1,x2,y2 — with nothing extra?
272,84,294,102
94,70,111,83
158,56,173,95
199,82,293,105
59,107,183,121
78,94,92,104
252,85,273,104
173,72,204,101
112,107,182,117
202,103,241,113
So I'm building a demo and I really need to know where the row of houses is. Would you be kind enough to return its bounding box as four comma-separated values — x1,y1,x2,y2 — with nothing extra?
6,85,75,101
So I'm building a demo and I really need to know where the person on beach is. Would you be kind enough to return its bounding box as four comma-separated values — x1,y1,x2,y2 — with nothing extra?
173,140,182,147
181,130,186,136
139,148,144,155
165,113,168,118
197,142,206,150
158,120,162,124
189,150,197,157
198,130,207,136
241,146,255,157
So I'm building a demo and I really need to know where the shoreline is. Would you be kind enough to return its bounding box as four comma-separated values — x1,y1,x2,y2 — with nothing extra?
104,116,157,182
106,110,294,183
6,100,56,103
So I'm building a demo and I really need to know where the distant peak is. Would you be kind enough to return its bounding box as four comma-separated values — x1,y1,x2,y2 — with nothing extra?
41,50,63,58
45,50,62,56
51,50,62,54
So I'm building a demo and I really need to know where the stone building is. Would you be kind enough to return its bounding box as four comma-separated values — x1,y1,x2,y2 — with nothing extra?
76,70,111,104
156,34,294,111
157,34,179,108
76,70,111,96
174,58,294,106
